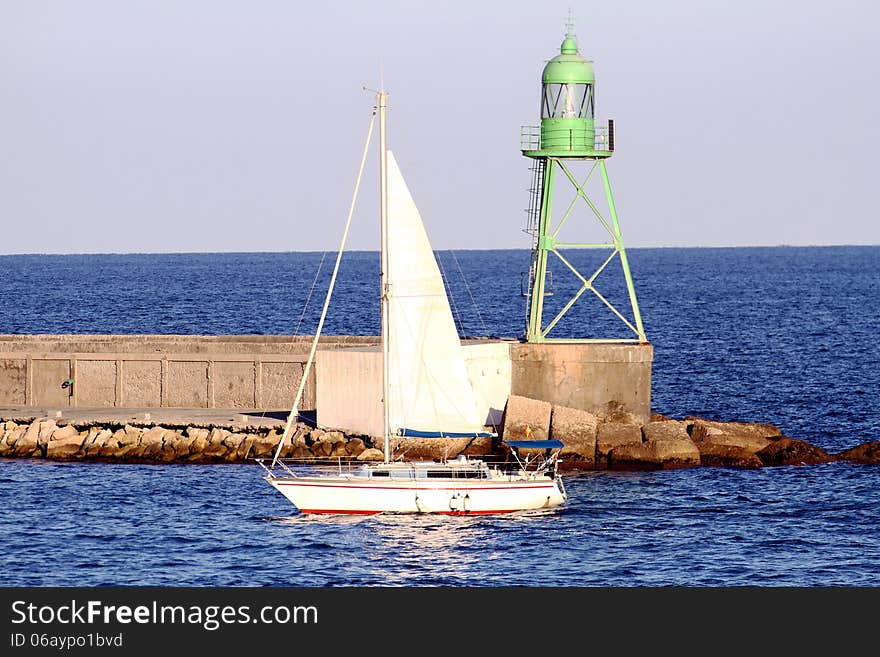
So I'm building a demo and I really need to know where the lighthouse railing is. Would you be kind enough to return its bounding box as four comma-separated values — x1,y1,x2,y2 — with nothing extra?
520,121,614,153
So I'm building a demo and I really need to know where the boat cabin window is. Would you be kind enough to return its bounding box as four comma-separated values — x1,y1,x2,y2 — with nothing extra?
370,471,390,478
425,469,485,479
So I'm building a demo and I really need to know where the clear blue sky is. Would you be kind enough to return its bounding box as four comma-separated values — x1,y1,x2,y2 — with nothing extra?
2,0,877,254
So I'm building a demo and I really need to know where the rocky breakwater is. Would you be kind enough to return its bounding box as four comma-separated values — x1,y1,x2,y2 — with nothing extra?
500,395,880,470
2,396,879,470
0,417,385,464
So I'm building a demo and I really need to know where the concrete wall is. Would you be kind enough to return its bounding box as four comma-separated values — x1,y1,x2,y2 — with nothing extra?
510,342,654,424
0,335,654,428
315,347,384,437
0,334,377,410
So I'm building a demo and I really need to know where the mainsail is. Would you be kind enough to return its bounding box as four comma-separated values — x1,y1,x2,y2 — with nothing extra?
384,150,486,435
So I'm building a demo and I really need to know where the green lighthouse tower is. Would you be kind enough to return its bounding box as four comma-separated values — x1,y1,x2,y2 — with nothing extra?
521,19,646,344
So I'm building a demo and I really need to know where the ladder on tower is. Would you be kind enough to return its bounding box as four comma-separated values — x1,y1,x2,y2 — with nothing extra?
521,159,552,301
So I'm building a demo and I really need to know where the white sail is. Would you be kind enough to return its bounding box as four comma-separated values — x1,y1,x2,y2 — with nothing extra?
385,150,485,435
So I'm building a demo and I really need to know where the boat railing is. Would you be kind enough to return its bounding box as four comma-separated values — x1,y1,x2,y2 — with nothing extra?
255,456,364,478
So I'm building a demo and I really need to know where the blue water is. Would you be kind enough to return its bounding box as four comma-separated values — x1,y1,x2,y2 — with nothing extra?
1,246,879,586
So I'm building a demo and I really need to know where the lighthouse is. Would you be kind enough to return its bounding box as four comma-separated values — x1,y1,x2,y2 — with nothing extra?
521,18,646,344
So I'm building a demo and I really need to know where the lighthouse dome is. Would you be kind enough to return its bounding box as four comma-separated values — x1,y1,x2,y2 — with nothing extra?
542,34,594,84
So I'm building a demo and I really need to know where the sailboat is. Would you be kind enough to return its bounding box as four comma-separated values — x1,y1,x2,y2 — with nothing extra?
257,90,566,515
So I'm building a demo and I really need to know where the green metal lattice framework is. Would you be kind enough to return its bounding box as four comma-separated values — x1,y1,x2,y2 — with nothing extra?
521,20,646,344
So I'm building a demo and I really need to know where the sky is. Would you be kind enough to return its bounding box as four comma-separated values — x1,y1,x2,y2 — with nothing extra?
1,0,878,254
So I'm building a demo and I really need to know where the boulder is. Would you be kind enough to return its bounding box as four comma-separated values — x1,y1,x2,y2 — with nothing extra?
389,437,469,461
251,435,280,459
596,423,642,469
756,437,834,466
287,445,314,459
312,441,334,457
688,418,781,439
835,441,880,464
85,429,113,457
13,420,41,456
461,435,494,457
236,434,259,460
1,427,24,456
159,430,183,462
610,439,700,470
642,420,690,442
551,404,598,469
46,435,86,459
502,395,552,441
50,424,80,442
344,437,366,457
357,448,384,462
135,426,167,459
37,420,58,447
696,443,764,469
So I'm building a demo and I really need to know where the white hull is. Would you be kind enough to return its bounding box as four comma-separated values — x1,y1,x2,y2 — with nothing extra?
266,472,566,515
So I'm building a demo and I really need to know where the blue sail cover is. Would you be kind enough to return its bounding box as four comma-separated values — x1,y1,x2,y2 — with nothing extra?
400,428,495,438
504,440,564,450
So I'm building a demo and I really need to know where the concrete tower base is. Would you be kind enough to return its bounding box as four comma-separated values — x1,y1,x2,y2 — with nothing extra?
509,342,653,425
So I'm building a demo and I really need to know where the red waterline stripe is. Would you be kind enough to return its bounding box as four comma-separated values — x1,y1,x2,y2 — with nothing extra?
299,509,522,515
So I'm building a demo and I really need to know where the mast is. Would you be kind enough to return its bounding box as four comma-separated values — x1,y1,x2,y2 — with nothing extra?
378,90,391,464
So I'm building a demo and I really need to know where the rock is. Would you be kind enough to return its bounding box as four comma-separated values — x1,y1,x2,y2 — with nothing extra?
37,420,58,447
835,441,880,464
85,429,112,457
596,423,642,469
697,443,763,469
461,435,494,457
388,437,469,461
695,431,773,453
319,431,346,445
610,438,700,470
756,437,834,466
642,420,690,442
159,430,183,462
344,437,366,457
0,427,24,455
251,435,279,459
50,424,80,442
46,435,86,459
357,448,384,462
291,426,309,447
551,404,598,469
135,426,167,459
688,418,781,439
287,445,314,459
120,425,143,446
502,395,552,441
312,440,333,457
13,420,41,456
236,434,259,460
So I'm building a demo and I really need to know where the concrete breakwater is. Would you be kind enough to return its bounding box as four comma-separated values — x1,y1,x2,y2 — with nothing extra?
1,395,878,469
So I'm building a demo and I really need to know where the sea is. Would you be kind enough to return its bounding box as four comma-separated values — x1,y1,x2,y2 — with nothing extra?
1,246,878,588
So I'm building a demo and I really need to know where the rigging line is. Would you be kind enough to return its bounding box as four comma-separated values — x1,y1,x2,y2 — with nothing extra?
293,251,328,337
449,249,489,337
435,250,467,338
271,107,377,470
